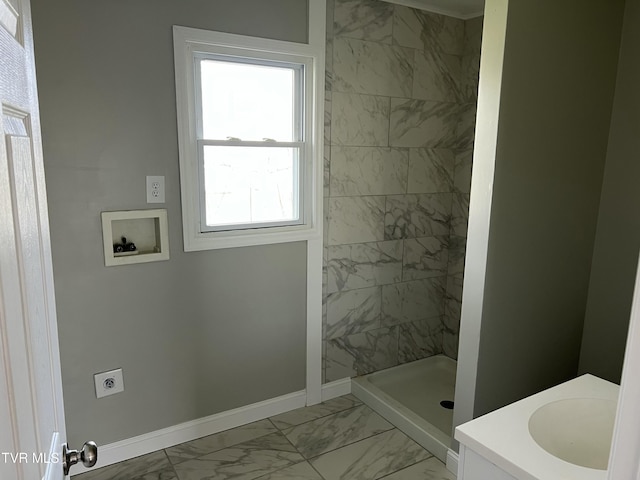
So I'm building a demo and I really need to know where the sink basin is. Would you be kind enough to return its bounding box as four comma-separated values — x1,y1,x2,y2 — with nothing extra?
528,398,617,470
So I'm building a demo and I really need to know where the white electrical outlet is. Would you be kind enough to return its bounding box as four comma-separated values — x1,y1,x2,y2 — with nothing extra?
146,175,165,203
94,368,125,399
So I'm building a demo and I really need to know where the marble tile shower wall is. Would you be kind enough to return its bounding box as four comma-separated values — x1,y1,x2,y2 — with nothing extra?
323,0,482,383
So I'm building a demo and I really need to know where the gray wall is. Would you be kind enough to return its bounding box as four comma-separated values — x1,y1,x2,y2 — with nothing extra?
579,0,640,384
31,0,308,446
472,0,624,417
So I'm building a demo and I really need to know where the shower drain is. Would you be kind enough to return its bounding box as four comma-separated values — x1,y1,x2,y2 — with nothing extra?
440,400,454,409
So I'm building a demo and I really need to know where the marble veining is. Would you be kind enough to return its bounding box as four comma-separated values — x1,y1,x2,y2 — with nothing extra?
327,240,403,293
451,193,470,237
384,194,452,239
389,99,459,149
330,146,408,197
381,457,455,479
453,150,473,194
322,0,481,379
324,91,332,147
166,420,277,465
392,6,464,55
334,0,394,44
310,429,432,480
331,92,390,146
381,277,446,327
78,394,456,480
254,462,324,480
74,451,172,480
328,196,385,245
326,286,382,339
325,326,399,381
333,37,414,97
270,395,362,430
460,53,481,103
407,148,454,194
412,50,461,103
402,236,449,281
324,142,331,197
399,316,444,363
444,274,463,327
172,432,303,480
283,404,393,459
446,235,467,276
455,102,477,150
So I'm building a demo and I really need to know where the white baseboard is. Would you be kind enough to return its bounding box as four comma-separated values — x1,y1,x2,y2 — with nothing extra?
73,380,351,476
446,448,459,476
321,377,351,401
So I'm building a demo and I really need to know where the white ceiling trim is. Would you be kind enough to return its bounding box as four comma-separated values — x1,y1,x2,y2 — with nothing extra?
380,0,484,20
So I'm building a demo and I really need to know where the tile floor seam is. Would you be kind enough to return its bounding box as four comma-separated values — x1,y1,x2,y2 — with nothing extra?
303,426,399,461
273,402,364,431
309,459,330,480
374,453,436,480
164,449,182,480
165,423,279,465
283,405,396,460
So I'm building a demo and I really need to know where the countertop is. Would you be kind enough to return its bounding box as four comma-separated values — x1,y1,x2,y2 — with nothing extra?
455,374,619,480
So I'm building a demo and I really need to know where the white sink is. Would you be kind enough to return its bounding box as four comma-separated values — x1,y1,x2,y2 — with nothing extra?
528,398,617,470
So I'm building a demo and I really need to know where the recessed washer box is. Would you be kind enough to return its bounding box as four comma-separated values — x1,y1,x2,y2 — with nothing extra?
101,209,170,267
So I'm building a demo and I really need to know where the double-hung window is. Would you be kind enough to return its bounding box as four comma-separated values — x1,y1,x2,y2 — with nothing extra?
173,26,322,250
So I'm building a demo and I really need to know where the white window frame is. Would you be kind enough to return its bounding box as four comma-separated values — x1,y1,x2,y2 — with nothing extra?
173,25,323,251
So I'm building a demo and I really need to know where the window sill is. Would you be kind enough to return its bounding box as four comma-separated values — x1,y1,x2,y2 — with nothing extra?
183,222,321,251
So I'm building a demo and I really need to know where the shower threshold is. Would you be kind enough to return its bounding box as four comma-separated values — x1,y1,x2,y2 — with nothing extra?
351,355,456,463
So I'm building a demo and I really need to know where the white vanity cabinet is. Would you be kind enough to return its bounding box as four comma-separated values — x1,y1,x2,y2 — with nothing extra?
458,445,517,480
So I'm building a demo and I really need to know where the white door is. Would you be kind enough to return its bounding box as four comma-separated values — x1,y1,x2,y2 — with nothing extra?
0,0,75,478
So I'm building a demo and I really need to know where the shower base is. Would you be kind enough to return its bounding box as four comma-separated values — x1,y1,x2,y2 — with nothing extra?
351,355,456,463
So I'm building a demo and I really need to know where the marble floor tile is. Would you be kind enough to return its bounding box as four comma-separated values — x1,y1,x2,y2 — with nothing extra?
172,432,303,480
269,395,362,430
283,404,393,459
254,461,324,480
74,451,171,480
165,419,278,465
131,468,178,480
310,428,432,480
380,456,455,479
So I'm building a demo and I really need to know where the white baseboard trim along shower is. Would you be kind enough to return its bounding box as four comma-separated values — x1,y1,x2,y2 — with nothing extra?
447,449,459,475
72,378,352,476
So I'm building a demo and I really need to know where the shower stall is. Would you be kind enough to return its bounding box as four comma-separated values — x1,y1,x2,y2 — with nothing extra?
322,0,482,463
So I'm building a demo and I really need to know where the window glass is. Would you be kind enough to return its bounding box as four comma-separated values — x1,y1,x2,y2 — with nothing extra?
202,146,299,227
199,59,297,142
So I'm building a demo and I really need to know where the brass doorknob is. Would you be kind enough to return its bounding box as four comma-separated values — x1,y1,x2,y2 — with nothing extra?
62,441,98,475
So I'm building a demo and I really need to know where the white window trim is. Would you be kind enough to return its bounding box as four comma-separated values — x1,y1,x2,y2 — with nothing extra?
173,25,324,251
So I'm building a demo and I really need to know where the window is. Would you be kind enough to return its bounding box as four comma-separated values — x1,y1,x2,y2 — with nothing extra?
173,26,322,250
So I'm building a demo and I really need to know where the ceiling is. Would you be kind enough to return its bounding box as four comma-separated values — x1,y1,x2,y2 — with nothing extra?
380,0,485,19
